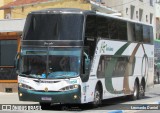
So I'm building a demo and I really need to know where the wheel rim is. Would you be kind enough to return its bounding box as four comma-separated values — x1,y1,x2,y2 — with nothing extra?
140,85,144,96
133,83,138,98
94,90,101,105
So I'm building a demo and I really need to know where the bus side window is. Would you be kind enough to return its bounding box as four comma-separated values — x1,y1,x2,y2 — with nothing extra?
108,19,118,40
84,15,97,58
97,16,109,39
135,24,143,42
143,25,151,43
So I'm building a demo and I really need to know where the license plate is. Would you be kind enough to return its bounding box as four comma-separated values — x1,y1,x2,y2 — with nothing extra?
41,97,52,101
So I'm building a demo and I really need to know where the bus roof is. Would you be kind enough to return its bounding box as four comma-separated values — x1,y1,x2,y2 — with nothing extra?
30,8,94,15
29,8,152,27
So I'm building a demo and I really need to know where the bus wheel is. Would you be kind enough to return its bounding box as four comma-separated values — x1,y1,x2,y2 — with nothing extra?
139,84,145,99
131,81,139,100
40,102,51,110
92,86,102,107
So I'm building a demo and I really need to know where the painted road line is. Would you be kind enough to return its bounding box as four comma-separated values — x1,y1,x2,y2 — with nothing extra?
108,110,123,113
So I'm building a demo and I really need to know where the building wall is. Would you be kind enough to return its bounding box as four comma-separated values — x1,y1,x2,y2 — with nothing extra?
101,0,123,11
10,0,91,18
0,0,13,19
0,83,17,92
0,0,4,19
155,3,160,39
101,0,155,38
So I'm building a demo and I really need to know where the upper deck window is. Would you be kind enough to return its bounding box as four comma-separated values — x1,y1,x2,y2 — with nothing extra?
23,14,84,40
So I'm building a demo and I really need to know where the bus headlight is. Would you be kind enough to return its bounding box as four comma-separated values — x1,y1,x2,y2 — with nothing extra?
19,83,35,90
59,85,79,91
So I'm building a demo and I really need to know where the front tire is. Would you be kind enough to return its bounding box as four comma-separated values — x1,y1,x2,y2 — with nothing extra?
40,102,51,110
92,86,102,107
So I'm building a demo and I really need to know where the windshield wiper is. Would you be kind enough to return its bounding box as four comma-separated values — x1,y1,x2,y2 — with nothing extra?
19,73,38,78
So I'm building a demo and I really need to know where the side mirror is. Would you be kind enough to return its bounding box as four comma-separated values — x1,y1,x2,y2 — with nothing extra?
85,59,90,70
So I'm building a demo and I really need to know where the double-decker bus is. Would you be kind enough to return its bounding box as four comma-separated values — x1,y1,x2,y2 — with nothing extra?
15,8,154,107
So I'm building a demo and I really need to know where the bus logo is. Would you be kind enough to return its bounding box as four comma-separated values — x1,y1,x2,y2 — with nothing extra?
44,87,48,92
100,42,113,53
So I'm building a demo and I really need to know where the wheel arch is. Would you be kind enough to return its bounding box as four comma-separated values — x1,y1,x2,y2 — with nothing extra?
96,81,103,98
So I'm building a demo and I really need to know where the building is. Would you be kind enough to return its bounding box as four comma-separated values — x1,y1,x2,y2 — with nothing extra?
0,0,91,19
92,0,156,38
155,0,160,39
0,0,13,19
94,0,155,24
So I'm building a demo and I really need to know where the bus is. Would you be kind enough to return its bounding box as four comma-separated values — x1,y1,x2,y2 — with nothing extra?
15,8,154,108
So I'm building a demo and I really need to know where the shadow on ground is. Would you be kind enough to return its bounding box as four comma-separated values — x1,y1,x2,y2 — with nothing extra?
42,96,152,111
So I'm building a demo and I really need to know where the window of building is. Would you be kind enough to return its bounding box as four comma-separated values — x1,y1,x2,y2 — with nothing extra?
136,11,138,18
150,13,153,24
139,0,143,2
0,40,17,66
146,15,148,22
130,5,135,19
126,8,128,15
139,9,143,21
150,0,154,6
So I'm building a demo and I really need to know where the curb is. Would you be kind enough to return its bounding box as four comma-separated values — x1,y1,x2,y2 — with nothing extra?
108,110,123,113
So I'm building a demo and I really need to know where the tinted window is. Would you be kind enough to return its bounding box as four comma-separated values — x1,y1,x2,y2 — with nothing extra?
97,56,135,78
97,56,111,78
0,40,17,66
135,24,143,42
23,14,84,40
85,15,97,38
97,16,109,38
143,25,151,43
108,19,118,39
113,57,128,77
117,20,127,40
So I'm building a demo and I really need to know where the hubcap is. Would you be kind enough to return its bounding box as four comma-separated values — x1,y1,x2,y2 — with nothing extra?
94,90,100,104
133,84,137,97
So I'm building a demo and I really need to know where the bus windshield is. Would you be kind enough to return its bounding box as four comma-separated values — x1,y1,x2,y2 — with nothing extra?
23,14,84,40
20,47,81,79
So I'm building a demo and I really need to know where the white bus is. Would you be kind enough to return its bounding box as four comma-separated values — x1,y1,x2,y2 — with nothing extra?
15,8,154,108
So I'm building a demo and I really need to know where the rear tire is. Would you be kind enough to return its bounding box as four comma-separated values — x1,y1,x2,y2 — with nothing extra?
139,84,145,99
130,81,139,100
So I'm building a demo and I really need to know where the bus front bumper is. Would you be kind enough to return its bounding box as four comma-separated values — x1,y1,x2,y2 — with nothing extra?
18,87,81,104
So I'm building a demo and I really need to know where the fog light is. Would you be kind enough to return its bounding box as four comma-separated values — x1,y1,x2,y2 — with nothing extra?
19,93,22,97
74,95,78,99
